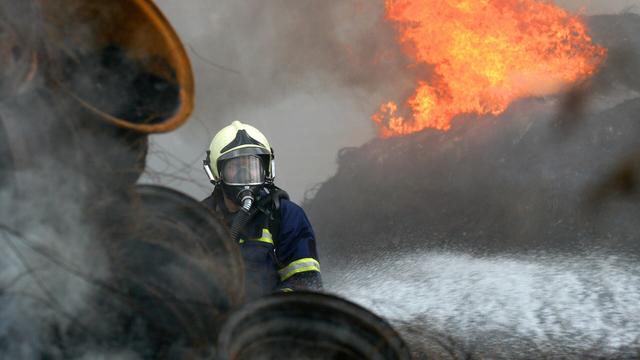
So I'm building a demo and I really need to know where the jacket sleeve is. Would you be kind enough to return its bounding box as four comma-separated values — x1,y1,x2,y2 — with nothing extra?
274,200,323,292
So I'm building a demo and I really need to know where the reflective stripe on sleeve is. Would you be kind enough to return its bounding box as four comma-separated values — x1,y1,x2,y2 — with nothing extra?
278,258,321,281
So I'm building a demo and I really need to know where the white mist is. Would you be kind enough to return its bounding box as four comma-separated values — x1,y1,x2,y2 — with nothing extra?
329,252,640,356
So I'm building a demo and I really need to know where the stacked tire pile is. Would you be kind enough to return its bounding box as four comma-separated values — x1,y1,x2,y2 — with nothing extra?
0,1,410,358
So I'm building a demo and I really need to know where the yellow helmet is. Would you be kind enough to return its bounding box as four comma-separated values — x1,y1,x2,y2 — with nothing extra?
203,120,275,184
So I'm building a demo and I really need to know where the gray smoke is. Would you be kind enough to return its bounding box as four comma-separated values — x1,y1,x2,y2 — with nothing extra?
1,2,182,358
0,129,110,358
1,5,105,353
155,0,412,119
557,0,639,13
144,0,416,201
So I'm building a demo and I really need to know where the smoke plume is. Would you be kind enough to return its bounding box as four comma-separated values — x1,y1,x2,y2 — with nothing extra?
1,2,231,357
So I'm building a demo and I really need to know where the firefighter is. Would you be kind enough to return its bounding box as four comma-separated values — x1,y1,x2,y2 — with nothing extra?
202,120,322,298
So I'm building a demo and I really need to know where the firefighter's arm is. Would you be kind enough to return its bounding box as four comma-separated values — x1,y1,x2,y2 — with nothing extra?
274,201,323,292
278,264,323,292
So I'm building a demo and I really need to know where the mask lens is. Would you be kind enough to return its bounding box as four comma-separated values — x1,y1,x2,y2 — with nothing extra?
221,155,264,185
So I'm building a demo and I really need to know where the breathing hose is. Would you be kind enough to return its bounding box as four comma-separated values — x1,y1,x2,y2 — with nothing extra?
229,190,255,242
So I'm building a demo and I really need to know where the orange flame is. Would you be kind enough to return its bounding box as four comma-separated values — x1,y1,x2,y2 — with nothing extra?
373,0,606,138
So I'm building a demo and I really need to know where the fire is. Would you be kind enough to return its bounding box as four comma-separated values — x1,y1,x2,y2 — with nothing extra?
373,0,606,137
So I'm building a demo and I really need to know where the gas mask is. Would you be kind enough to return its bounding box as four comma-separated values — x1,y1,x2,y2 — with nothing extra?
218,155,266,211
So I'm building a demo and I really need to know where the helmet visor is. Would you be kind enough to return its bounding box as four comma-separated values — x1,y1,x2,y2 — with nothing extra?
221,155,265,185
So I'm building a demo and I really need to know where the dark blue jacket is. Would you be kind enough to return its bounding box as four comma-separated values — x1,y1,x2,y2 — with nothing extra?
202,188,322,299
